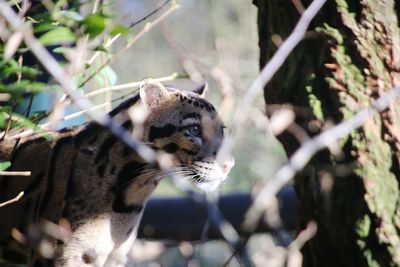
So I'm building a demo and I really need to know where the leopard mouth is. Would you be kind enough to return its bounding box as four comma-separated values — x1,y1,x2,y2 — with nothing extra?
170,160,229,192
188,162,227,191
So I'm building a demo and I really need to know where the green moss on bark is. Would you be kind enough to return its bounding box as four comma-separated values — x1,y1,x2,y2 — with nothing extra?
257,0,400,266
320,0,400,265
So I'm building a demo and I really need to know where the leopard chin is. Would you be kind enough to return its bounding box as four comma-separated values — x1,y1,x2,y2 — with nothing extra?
194,177,225,192
188,159,233,192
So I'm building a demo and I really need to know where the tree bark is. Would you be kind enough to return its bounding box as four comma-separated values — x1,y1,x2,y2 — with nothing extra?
255,0,400,266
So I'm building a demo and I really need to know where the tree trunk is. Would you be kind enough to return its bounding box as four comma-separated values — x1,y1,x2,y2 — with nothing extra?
255,0,400,266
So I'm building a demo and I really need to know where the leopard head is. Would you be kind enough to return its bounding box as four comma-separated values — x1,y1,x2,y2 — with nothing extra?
139,81,234,191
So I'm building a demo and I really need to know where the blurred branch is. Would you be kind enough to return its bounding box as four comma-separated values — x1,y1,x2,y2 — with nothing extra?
0,0,157,163
287,221,317,267
139,189,296,263
244,86,400,229
165,179,254,266
0,170,31,176
5,73,178,141
87,34,120,65
0,191,24,208
4,102,109,140
84,72,178,98
222,0,327,156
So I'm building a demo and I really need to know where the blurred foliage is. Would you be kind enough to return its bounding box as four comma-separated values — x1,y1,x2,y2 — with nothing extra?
0,0,129,132
0,160,11,171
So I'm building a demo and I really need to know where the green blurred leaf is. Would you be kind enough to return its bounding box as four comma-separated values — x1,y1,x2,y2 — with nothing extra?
30,111,49,124
0,161,11,171
94,44,110,53
1,64,43,80
83,14,107,38
0,107,10,129
52,46,74,55
1,80,49,93
95,65,117,87
11,113,51,140
34,23,57,33
59,10,84,22
111,25,129,36
38,27,76,46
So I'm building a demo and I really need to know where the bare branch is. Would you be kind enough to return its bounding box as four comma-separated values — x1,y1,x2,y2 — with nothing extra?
0,191,24,208
4,102,108,141
244,86,400,230
5,73,178,141
0,171,31,176
84,72,178,98
87,34,120,65
287,221,317,267
221,0,327,157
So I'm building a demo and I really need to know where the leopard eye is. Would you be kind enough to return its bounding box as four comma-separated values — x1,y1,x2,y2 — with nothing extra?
186,124,202,137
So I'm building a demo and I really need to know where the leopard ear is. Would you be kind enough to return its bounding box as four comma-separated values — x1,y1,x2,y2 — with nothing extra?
193,83,208,98
140,80,171,108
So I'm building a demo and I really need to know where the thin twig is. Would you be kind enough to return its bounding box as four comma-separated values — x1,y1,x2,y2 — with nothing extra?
5,75,177,141
0,171,31,176
0,191,24,208
244,86,400,230
87,34,120,65
288,221,317,251
86,0,172,66
129,0,171,28
0,0,157,163
221,236,250,267
221,0,327,158
78,3,179,89
171,179,252,267
84,72,178,98
287,221,317,267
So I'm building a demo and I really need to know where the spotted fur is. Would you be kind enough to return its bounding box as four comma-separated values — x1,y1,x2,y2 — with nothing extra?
0,82,234,266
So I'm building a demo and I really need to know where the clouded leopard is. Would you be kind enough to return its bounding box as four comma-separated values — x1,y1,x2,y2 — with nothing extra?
0,81,234,266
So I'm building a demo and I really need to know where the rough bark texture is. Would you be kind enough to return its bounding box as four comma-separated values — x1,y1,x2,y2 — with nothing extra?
255,0,400,266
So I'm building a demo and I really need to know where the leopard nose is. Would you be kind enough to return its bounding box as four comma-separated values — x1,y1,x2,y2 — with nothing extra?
222,157,235,174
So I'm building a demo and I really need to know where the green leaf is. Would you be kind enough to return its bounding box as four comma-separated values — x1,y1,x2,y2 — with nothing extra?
83,14,107,38
0,161,11,171
95,65,117,87
34,23,57,34
94,44,110,53
111,25,129,36
59,10,84,22
1,80,49,93
19,66,42,77
0,108,9,128
38,27,76,46
52,46,74,55
11,113,51,140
